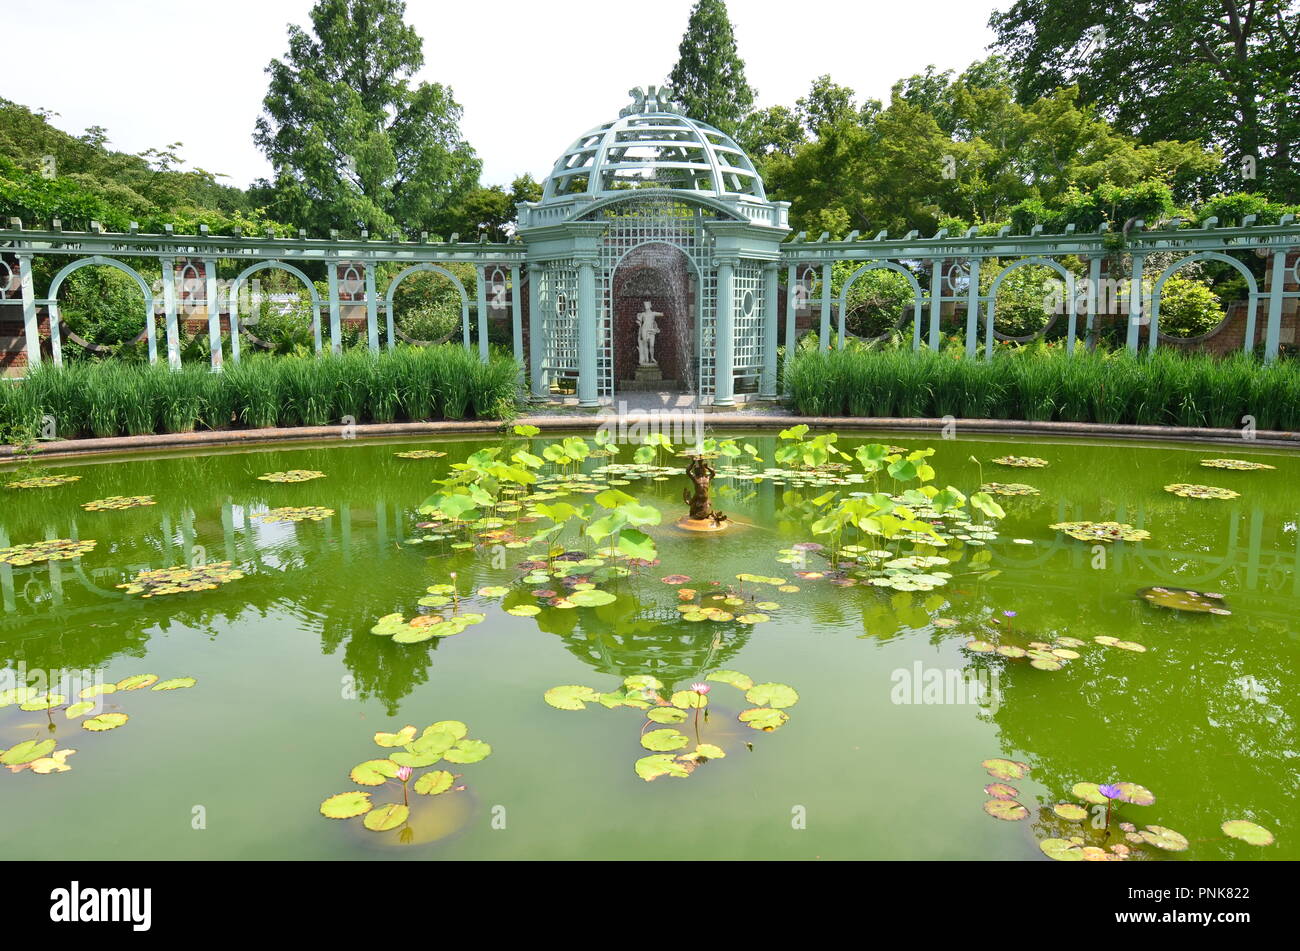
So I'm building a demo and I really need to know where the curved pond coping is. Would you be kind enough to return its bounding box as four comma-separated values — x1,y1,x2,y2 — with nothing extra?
2,415,1298,464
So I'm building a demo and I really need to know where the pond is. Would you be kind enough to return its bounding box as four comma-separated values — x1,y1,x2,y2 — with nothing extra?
0,430,1293,860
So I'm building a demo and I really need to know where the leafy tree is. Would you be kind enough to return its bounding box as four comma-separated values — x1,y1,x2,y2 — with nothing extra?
797,76,866,137
990,0,1300,199
451,175,542,241
667,0,755,134
253,0,481,237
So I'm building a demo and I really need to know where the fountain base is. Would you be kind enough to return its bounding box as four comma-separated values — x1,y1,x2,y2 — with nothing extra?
675,516,729,533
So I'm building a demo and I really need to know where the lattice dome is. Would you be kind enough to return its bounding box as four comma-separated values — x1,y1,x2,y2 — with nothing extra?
539,85,766,203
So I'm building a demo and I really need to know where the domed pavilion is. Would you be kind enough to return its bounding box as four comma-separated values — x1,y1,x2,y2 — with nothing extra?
516,85,790,405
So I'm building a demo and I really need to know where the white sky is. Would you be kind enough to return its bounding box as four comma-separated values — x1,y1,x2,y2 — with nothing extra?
2,0,999,189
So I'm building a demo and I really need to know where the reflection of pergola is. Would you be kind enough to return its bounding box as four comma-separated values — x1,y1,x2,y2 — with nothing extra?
540,605,752,689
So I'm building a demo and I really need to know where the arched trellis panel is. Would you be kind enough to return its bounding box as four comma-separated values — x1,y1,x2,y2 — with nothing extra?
837,261,925,350
45,256,159,367
383,263,473,353
226,261,324,363
608,240,706,396
984,257,1078,358
1148,252,1260,353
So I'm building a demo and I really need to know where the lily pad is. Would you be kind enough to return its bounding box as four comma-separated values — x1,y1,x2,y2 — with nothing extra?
152,677,197,691
0,738,57,766
983,758,1030,780
442,739,492,764
738,707,788,731
745,682,799,709
1221,819,1274,846
544,685,600,710
320,791,373,819
350,759,400,786
1113,782,1155,806
82,713,129,732
984,783,1018,800
635,753,691,781
1040,838,1085,861
706,669,754,691
1139,825,1189,851
362,803,410,832
983,799,1030,820
1052,802,1090,821
1164,483,1239,500
641,729,690,752
374,726,417,747
412,770,455,796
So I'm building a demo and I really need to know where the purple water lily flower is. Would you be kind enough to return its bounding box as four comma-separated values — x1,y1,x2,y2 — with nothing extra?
1002,610,1018,618
1098,783,1123,800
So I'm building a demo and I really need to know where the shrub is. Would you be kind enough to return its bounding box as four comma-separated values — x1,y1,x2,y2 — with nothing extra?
0,345,519,442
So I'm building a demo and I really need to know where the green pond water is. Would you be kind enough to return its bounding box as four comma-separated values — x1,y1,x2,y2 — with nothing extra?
0,431,1294,861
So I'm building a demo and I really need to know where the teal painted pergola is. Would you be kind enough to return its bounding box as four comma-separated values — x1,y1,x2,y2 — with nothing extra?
3,86,1300,392
518,85,790,406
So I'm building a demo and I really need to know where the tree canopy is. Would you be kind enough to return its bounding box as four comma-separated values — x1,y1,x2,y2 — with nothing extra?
668,0,756,136
990,0,1300,200
253,0,481,237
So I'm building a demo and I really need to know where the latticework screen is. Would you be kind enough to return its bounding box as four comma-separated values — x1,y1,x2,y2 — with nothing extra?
585,197,719,397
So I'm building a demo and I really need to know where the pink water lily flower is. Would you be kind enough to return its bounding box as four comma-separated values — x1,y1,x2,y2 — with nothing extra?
691,682,711,695
396,766,413,783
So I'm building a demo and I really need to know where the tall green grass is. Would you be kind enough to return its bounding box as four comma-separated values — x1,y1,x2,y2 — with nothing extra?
0,346,519,442
785,345,1300,431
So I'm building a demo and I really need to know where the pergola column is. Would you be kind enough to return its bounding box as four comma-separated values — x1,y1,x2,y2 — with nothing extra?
760,262,780,399
528,266,547,400
17,252,39,369
475,263,489,362
819,262,832,351
714,255,737,406
160,256,182,369
576,256,599,407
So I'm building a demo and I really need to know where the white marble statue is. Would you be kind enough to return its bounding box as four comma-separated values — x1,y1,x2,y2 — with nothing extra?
636,301,662,366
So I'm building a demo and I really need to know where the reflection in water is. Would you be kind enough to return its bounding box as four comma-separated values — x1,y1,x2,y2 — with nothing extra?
1,435,1297,858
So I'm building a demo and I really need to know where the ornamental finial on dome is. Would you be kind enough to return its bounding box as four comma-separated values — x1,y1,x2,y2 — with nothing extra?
620,84,682,117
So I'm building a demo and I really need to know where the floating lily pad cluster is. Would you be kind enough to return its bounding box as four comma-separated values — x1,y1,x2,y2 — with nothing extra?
0,538,97,566
5,475,81,489
257,469,326,483
1049,520,1150,543
1,674,196,775
1164,483,1239,500
117,561,245,597
979,482,1041,497
965,633,1090,671
1139,586,1230,614
991,456,1048,468
669,573,784,623
1200,458,1275,471
319,720,490,835
543,670,798,782
252,506,336,523
81,495,156,511
976,762,1277,860
394,449,447,459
